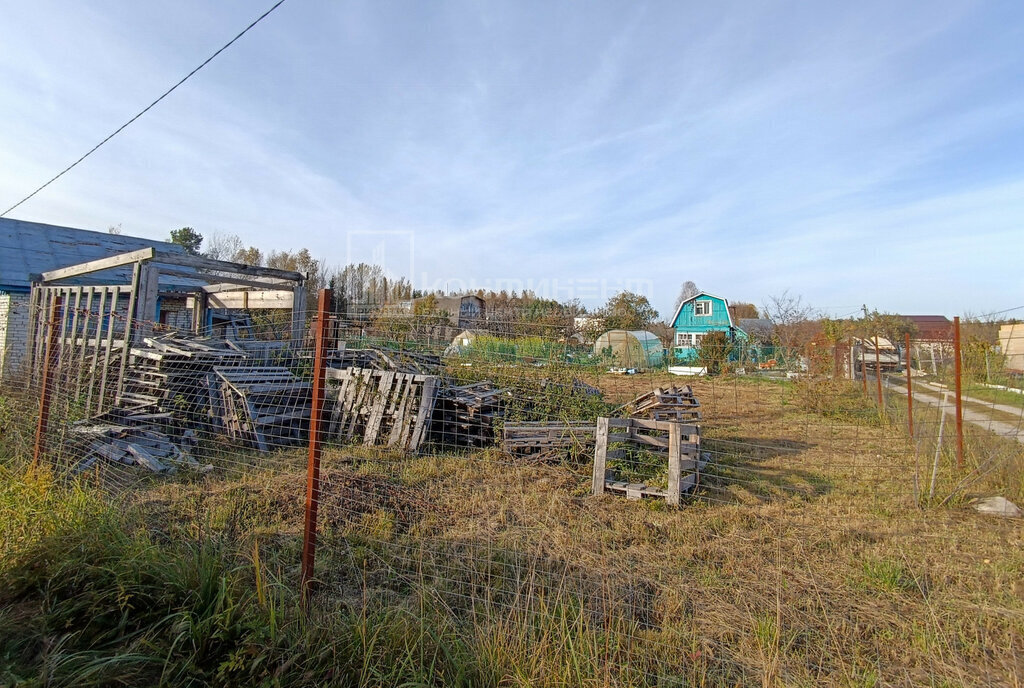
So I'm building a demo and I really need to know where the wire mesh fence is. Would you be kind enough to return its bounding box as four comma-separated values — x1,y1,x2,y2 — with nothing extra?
2,291,1022,685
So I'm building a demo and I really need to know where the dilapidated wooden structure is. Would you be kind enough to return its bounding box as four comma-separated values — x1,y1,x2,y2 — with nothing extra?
591,417,701,506
27,247,306,417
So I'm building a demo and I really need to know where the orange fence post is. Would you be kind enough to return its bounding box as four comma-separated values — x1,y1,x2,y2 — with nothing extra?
32,296,61,469
953,316,964,469
301,288,332,602
873,336,884,408
905,332,913,439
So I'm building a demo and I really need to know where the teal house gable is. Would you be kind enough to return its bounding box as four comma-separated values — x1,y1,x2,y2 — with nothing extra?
670,292,748,361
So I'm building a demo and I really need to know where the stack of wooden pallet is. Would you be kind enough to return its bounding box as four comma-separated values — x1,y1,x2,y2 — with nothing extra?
430,382,506,448
326,347,441,375
501,421,596,461
211,366,311,450
69,411,200,474
120,334,247,414
325,367,439,452
629,386,701,421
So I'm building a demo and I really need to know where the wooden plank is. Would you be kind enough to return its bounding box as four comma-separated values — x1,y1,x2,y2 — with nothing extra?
40,248,155,282
290,286,307,343
125,442,169,472
153,250,304,282
115,262,141,405
363,371,395,445
206,289,294,309
97,287,120,414
85,287,108,415
408,376,437,451
592,417,609,496
667,422,681,507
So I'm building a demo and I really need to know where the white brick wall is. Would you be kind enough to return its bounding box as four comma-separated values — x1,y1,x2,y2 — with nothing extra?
0,292,31,379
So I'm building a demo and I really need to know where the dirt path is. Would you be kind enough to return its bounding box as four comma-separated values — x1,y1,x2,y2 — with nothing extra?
879,376,1024,444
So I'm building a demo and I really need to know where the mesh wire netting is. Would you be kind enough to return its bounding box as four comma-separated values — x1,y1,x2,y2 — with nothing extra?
2,297,1022,685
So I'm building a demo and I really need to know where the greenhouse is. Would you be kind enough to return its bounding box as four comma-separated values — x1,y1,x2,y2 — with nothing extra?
593,330,665,369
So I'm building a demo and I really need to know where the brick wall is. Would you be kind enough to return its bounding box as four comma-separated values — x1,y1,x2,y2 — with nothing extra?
0,292,31,379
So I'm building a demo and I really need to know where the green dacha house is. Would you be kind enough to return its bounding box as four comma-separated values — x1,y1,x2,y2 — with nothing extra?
670,292,748,362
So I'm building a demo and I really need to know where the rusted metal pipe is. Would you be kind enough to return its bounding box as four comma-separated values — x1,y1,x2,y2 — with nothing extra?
301,289,332,603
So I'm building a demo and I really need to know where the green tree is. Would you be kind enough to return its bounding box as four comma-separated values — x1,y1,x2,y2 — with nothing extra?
597,292,659,331
697,330,733,375
168,227,203,255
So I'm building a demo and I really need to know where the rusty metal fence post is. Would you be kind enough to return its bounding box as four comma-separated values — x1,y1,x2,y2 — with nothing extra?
873,335,883,408
32,296,61,469
905,332,913,439
301,288,332,602
953,316,964,469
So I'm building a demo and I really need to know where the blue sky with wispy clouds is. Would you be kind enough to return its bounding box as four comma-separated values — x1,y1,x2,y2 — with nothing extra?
1,1,1022,319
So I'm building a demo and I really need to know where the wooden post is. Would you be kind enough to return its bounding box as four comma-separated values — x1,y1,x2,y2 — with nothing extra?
33,297,61,469
873,336,883,407
861,350,868,397
666,422,681,507
291,285,307,344
953,316,964,469
905,332,914,439
301,288,332,603
591,417,609,496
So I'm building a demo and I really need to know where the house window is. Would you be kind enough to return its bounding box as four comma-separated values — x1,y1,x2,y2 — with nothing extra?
694,300,712,316
676,332,690,346
694,333,704,347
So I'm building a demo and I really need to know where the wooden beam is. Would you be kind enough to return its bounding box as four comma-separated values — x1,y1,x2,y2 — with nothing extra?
201,279,294,293
206,290,294,309
40,248,154,282
152,250,304,283
291,287,307,343
156,267,289,292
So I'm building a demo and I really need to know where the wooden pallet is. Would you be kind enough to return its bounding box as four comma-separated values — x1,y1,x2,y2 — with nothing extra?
120,334,248,416
326,367,439,452
629,385,702,422
213,366,311,450
591,417,701,506
430,382,506,448
501,421,596,460
325,347,441,375
69,413,200,474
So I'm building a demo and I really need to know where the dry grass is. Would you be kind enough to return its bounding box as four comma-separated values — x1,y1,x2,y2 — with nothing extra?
3,371,1023,686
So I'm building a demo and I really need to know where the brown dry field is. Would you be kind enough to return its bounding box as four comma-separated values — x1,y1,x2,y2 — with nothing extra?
134,371,1024,686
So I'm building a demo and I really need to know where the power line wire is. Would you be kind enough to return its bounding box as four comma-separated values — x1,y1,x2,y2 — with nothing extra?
1,0,289,218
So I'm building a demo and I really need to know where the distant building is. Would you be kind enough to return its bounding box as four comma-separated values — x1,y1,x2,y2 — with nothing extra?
670,292,747,361
998,324,1024,374
0,218,187,376
901,315,953,342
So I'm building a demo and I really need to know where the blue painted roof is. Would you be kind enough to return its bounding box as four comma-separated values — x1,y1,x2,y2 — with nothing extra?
0,217,187,290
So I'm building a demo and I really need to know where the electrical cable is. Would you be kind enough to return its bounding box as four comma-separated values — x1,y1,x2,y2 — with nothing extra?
0,0,289,218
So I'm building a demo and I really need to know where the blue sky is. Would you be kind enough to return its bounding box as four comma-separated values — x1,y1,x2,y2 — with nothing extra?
1,1,1022,320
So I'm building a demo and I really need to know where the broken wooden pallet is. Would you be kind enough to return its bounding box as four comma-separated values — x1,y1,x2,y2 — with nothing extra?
629,385,701,422
592,417,701,506
69,419,200,474
326,347,441,375
213,366,311,450
326,367,439,452
501,421,596,460
430,382,506,448
120,333,248,416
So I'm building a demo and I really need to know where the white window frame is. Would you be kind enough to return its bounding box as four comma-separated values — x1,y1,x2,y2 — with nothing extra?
694,300,712,316
675,332,690,346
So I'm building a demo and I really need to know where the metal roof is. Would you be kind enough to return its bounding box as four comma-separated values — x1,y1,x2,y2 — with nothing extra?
0,217,187,290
